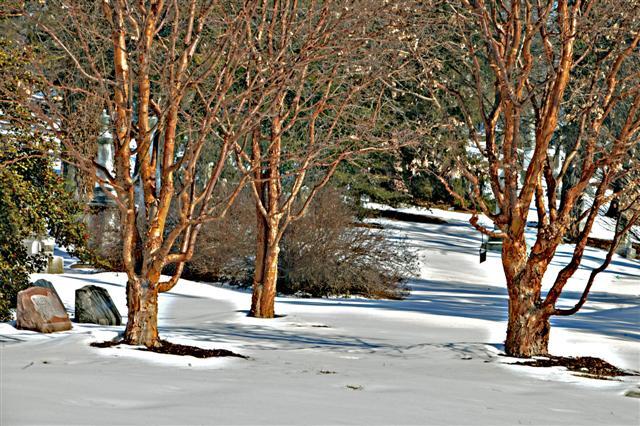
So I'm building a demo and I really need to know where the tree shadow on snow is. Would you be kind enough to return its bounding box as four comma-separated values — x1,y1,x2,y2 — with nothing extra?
159,323,389,352
278,278,640,343
281,278,510,323
375,217,640,342
382,221,486,256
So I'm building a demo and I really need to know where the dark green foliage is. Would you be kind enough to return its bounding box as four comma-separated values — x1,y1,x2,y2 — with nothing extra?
0,37,90,321
333,154,413,209
334,147,480,210
0,149,91,321
330,55,486,210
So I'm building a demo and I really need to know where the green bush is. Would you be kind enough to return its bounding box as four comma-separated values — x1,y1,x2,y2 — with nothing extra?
0,150,92,320
0,37,92,320
0,154,91,320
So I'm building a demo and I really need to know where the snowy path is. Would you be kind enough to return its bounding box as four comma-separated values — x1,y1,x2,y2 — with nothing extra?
1,208,639,425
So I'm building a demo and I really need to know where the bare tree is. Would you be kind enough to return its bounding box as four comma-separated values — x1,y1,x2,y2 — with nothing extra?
16,1,282,347
232,0,410,318
412,0,640,356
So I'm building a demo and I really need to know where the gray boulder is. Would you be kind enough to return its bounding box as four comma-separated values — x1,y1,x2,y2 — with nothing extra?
16,287,72,333
75,285,122,326
32,279,64,307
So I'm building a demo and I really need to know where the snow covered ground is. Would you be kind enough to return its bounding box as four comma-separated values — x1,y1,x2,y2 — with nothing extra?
1,207,639,425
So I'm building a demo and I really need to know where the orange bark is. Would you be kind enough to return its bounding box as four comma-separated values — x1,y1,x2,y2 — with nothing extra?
124,278,160,347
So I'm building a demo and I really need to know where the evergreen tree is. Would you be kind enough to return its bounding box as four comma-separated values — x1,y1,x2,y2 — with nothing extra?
0,37,90,320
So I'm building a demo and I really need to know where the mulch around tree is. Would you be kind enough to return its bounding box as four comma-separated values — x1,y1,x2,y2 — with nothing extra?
90,339,247,359
514,355,639,380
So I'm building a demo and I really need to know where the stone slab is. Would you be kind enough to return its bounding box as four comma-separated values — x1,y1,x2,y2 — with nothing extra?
31,279,64,307
75,285,122,326
16,287,72,333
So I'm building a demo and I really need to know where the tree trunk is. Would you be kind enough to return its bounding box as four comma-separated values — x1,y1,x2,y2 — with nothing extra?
250,219,280,318
505,294,550,357
124,278,160,347
250,112,283,318
502,239,550,357
504,267,550,357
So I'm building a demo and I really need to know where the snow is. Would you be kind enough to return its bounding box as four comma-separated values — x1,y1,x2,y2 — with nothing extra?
1,207,639,425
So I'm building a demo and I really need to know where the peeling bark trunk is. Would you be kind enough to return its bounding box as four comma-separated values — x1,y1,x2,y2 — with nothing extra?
251,195,267,317
502,239,550,357
123,278,160,347
250,114,283,318
250,221,280,318
505,290,550,357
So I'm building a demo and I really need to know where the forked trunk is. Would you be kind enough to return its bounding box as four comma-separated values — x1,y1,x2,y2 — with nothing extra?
124,278,160,347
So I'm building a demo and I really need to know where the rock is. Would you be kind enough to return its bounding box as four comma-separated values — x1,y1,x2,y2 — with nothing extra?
75,285,121,326
16,287,72,333
31,279,64,307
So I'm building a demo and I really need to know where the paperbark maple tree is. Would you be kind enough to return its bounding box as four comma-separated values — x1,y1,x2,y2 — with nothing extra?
20,0,279,347
413,0,640,356
233,0,410,318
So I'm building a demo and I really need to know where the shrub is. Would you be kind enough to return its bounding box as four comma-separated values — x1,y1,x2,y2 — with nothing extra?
182,190,256,285
0,37,91,320
278,188,414,298
184,187,415,299
0,154,91,321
